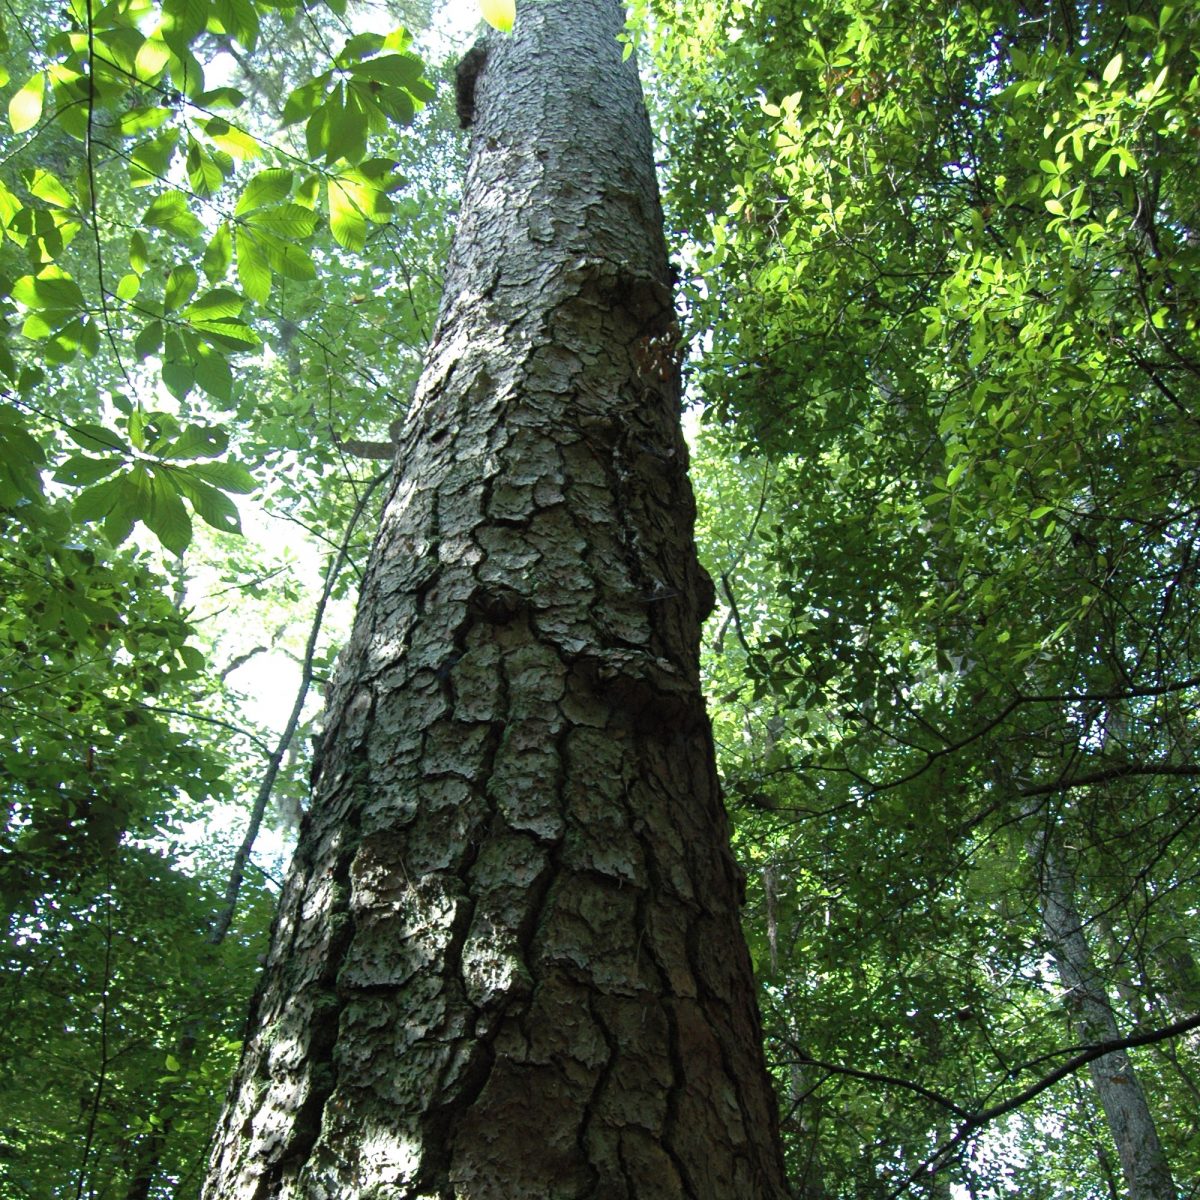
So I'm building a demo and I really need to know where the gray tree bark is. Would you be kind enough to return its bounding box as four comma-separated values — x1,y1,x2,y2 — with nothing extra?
1029,823,1176,1200
199,3,790,1198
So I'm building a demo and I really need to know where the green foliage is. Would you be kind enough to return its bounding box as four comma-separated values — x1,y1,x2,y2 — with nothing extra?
0,506,224,899
0,0,433,557
0,0,457,1196
655,0,1200,1194
1,851,273,1200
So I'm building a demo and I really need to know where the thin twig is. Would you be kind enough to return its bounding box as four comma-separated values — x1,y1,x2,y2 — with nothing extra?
206,467,388,944
75,883,115,1200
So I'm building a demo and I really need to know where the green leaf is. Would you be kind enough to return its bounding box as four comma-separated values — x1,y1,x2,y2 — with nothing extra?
9,73,45,133
235,168,293,215
93,25,144,77
0,407,45,504
130,130,181,184
142,466,193,556
128,405,152,450
202,223,233,283
0,178,21,226
42,318,95,362
348,54,424,88
355,81,415,126
1102,52,1122,85
212,0,259,50
54,455,123,486
25,168,73,208
173,468,243,533
328,177,367,251
118,106,173,137
162,360,195,401
79,319,101,359
245,202,319,238
282,74,331,127
143,191,204,239
235,229,271,303
202,117,263,161
73,474,127,521
134,320,164,360
263,238,316,282
17,366,44,394
177,644,207,673
133,36,171,83
307,85,368,165
12,268,85,313
21,312,56,340
103,476,143,545
164,264,199,311
164,38,207,99
130,231,150,275
167,422,228,459
296,175,320,207
358,157,405,187
66,423,124,453
195,86,248,108
337,32,386,65
189,317,260,351
184,288,244,320
327,169,395,249
480,0,515,33
187,459,256,493
185,138,226,197
194,347,233,402
162,0,208,44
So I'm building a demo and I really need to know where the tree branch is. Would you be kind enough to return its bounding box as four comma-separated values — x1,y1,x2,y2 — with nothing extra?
784,1044,970,1118
207,467,389,945
1019,761,1200,799
138,703,273,755
887,1013,1200,1198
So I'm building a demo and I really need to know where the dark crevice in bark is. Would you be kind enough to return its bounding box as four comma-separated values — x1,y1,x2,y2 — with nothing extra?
701,936,767,1190
580,988,620,1196
661,994,699,1200
624,754,696,1199
414,990,492,1197
255,777,365,1198
417,608,566,1195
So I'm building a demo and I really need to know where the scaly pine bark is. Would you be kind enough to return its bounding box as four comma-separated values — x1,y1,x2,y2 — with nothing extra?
200,4,790,1197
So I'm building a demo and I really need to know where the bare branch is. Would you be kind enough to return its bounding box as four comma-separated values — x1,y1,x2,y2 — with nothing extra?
207,467,389,945
887,1013,1200,1199
784,1044,970,1118
1019,761,1200,799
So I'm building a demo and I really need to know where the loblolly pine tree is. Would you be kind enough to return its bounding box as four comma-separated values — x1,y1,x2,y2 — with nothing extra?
199,3,791,1197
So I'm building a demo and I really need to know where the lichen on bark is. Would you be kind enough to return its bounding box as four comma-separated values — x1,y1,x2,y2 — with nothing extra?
200,4,790,1198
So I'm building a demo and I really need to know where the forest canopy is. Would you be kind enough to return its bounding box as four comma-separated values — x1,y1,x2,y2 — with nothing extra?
1,0,1198,1197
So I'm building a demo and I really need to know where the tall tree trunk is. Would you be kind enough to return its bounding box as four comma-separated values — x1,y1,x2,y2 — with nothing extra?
1029,821,1176,1200
199,4,790,1198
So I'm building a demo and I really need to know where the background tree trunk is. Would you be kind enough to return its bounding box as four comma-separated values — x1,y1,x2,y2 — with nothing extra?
199,3,791,1197
1029,822,1176,1200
